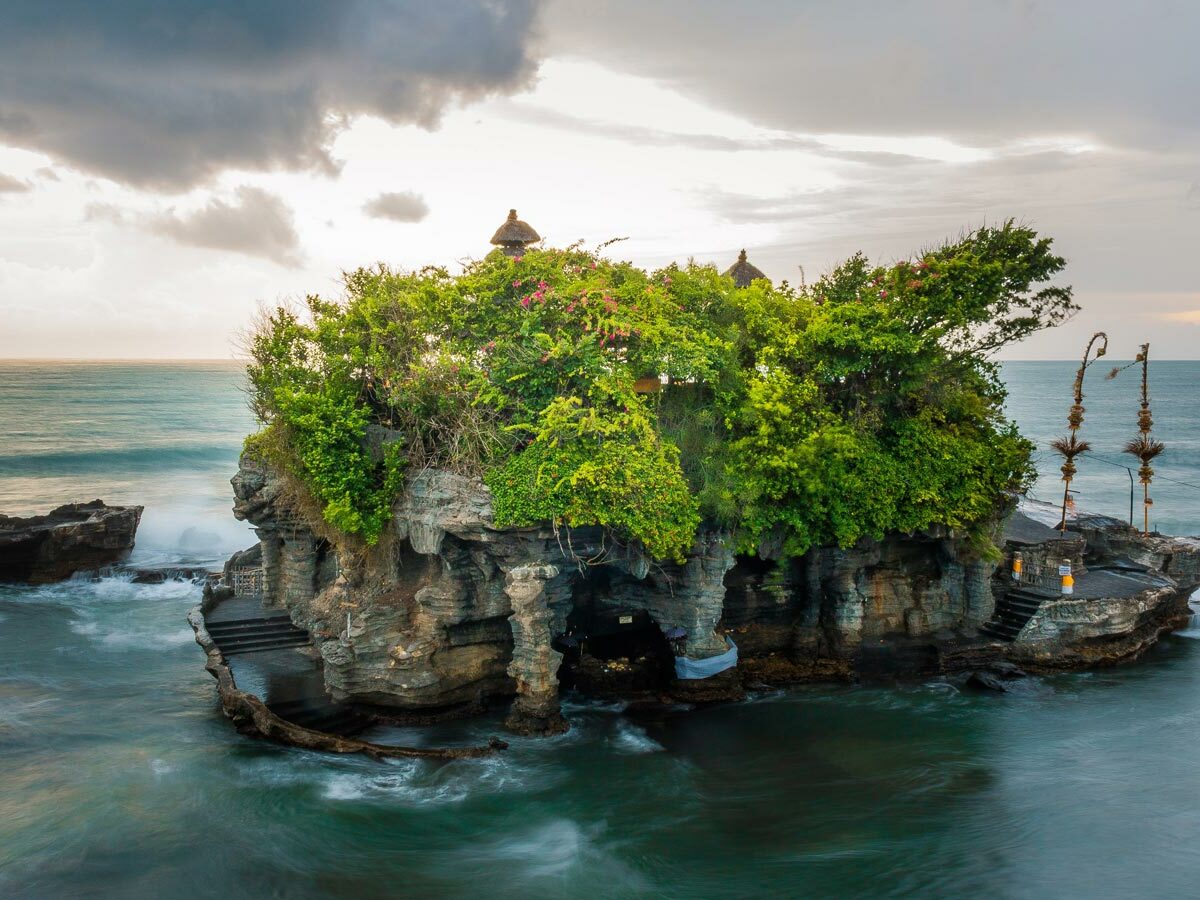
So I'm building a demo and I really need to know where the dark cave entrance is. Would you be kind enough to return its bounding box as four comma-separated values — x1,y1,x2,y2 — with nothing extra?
555,568,675,699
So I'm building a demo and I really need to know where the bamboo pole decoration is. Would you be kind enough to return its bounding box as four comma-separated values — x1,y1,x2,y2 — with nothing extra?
1051,332,1108,531
1112,344,1163,535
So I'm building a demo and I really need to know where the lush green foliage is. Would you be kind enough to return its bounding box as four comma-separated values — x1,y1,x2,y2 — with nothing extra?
246,220,1073,555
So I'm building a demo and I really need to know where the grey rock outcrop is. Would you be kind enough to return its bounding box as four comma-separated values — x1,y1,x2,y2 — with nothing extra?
225,454,1198,735
0,500,142,583
1010,584,1189,669
229,455,1006,731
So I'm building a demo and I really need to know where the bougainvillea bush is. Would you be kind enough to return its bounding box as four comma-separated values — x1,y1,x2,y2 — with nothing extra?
246,221,1076,560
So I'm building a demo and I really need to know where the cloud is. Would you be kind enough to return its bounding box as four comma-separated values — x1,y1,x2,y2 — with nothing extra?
363,190,430,222
0,1,543,189
148,187,302,266
546,1,1199,145
1161,311,1200,324
0,173,31,193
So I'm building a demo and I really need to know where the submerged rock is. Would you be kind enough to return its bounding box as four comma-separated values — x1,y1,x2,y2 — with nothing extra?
0,500,142,583
965,671,1009,692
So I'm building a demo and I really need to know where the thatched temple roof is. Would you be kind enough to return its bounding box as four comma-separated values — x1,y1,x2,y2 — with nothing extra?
724,249,767,288
490,209,541,254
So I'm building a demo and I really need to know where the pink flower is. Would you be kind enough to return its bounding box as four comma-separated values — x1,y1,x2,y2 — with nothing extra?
512,280,522,288
514,255,524,263
880,289,888,299
538,280,548,290
520,296,531,309
590,262,597,269
566,302,576,313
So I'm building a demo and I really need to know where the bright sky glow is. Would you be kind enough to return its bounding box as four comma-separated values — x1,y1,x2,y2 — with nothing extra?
1,5,1197,360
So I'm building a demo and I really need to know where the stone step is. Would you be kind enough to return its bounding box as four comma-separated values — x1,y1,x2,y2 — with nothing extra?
1000,603,1042,619
207,621,305,640
1010,585,1059,601
206,613,293,630
220,634,311,655
995,603,1038,620
979,621,1021,642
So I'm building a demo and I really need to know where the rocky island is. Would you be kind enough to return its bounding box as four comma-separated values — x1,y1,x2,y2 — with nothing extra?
193,214,1200,750
0,500,142,583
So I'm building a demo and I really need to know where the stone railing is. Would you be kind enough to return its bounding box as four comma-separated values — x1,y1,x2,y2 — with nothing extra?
1010,556,1064,592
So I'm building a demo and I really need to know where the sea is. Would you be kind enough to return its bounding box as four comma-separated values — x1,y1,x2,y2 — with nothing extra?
1,359,1199,899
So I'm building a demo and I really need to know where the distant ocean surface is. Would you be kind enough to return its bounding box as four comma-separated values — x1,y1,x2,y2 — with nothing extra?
2,359,1200,899
0,360,256,565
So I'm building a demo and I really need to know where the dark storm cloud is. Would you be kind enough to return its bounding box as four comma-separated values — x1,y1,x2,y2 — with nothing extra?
546,0,1200,143
363,190,430,223
147,187,302,266
0,1,543,189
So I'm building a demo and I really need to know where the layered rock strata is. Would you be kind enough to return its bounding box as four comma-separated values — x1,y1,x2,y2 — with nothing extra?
0,500,142,583
230,456,1033,733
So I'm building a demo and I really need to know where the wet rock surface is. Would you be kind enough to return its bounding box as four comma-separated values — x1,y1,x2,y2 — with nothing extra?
0,500,142,583
221,456,1200,735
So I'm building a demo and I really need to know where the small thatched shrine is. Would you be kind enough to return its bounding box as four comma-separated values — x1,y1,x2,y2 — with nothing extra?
490,209,541,256
725,249,767,288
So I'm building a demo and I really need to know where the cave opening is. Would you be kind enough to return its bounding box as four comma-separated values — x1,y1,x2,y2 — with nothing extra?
555,568,675,699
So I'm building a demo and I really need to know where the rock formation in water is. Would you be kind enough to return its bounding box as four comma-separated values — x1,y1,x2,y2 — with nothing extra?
210,222,1198,740
0,500,142,583
223,454,1197,737
994,511,1199,670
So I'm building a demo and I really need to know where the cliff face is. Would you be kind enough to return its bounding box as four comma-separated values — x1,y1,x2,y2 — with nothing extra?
231,456,1007,733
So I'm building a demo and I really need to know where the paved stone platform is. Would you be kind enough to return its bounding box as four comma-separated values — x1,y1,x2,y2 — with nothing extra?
205,594,372,736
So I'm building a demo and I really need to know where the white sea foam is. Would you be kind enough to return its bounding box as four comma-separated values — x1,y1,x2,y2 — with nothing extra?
610,720,664,754
461,819,652,892
320,754,545,805
1177,598,1200,639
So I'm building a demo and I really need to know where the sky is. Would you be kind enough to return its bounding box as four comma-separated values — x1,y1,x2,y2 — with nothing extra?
0,0,1197,360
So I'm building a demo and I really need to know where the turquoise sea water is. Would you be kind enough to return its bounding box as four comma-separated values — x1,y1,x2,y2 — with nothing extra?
2,360,1199,899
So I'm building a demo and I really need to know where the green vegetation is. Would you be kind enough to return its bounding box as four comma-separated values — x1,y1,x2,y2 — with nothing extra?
246,221,1075,559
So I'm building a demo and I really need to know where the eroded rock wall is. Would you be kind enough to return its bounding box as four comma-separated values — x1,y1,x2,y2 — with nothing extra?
233,461,744,731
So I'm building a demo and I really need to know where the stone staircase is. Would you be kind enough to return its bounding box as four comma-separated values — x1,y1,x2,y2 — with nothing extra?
204,602,373,738
979,585,1057,643
205,610,311,656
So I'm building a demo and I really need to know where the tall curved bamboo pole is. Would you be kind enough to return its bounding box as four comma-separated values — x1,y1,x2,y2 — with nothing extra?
1052,332,1107,531
1118,344,1162,535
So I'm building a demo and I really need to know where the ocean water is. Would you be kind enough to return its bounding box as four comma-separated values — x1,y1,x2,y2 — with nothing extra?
1,359,1199,899
1004,360,1200,535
